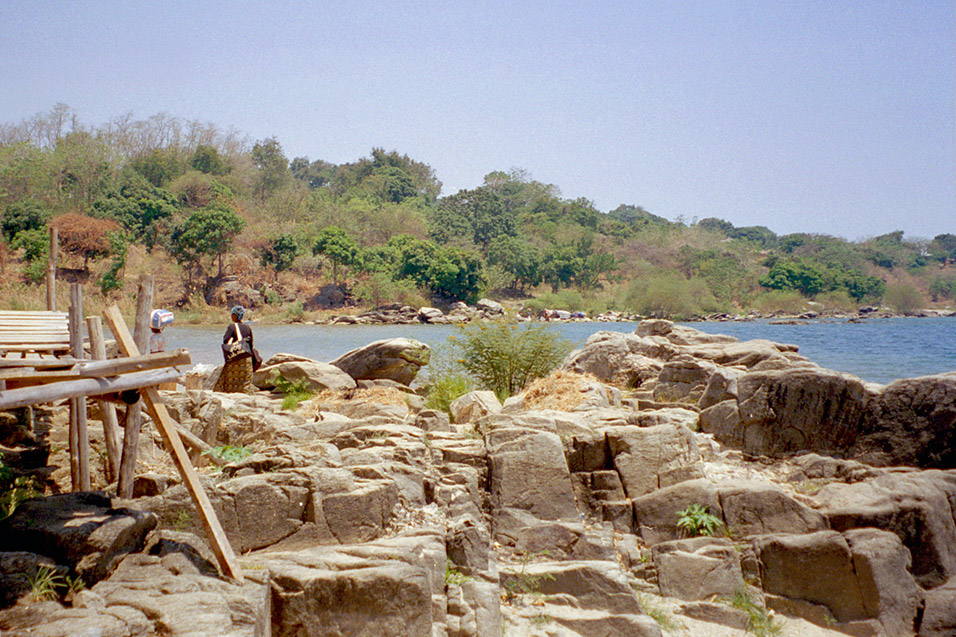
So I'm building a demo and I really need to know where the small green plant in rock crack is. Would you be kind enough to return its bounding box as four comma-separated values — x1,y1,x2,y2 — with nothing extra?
445,560,475,587
203,444,252,465
273,373,314,410
503,550,555,603
636,592,680,633
529,614,553,626
720,589,784,637
173,509,193,531
0,461,43,521
27,565,65,602
676,503,724,537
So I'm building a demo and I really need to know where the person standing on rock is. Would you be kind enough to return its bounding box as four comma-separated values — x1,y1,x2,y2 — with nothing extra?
214,305,255,393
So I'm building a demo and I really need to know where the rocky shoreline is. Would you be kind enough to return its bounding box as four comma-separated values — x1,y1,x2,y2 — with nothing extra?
318,299,954,327
1,320,954,636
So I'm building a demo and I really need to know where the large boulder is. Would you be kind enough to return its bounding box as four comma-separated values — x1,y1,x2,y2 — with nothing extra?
330,338,430,386
717,479,828,538
652,537,745,601
757,529,923,635
0,492,157,585
814,470,956,588
562,331,667,387
205,275,263,309
700,367,879,458
854,373,956,468
253,359,357,392
921,576,956,637
630,479,828,546
487,428,579,540
263,531,447,637
0,552,269,636
303,284,351,311
606,425,704,498
449,390,501,424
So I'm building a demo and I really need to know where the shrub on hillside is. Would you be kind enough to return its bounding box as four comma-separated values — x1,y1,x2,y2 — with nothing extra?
883,283,925,315
813,290,856,312
751,290,807,315
623,273,717,319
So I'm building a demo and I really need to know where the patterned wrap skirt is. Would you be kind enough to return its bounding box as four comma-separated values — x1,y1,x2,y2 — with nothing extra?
214,356,254,393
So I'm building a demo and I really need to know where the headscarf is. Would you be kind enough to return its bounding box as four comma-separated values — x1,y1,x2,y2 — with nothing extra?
230,305,245,320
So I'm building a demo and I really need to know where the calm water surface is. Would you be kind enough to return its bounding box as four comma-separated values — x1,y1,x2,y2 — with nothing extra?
166,317,955,385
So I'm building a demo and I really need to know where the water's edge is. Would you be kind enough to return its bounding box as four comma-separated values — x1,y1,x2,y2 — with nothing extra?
166,317,956,385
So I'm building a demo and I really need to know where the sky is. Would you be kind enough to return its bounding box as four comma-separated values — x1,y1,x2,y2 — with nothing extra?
1,1,953,240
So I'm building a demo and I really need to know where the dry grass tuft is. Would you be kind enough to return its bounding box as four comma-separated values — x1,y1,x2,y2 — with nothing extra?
305,385,412,416
521,370,604,412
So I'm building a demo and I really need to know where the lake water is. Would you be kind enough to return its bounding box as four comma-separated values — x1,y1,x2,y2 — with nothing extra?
165,317,955,386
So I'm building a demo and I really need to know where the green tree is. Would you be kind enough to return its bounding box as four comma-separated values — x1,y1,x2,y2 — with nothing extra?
251,137,290,198
290,156,334,189
50,131,112,208
759,259,826,296
426,246,485,303
11,228,48,262
486,235,542,293
930,234,956,262
312,225,358,284
259,234,299,280
1,200,49,242
433,187,516,250
130,148,186,187
168,202,245,288
190,145,229,175
92,169,177,248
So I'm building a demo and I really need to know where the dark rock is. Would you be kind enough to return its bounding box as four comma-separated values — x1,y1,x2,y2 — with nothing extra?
0,492,157,585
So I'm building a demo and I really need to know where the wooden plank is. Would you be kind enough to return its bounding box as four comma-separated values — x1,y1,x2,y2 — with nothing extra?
0,368,181,411
77,349,191,378
103,305,243,582
0,311,68,317
0,350,191,385
0,357,81,368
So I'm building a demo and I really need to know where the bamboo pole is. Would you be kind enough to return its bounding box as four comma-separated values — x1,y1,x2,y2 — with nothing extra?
86,316,121,484
117,275,153,498
46,227,57,311
103,305,242,582
69,283,90,491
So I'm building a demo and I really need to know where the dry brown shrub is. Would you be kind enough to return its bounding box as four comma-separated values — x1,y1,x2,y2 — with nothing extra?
521,369,604,411
304,386,411,416
50,212,120,269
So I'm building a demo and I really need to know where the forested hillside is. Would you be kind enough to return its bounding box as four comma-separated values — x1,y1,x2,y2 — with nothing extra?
2,104,954,321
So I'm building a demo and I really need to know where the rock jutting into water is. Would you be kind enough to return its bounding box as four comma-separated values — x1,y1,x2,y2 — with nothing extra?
2,319,954,636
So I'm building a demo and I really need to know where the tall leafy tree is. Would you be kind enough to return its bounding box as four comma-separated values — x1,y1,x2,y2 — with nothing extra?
92,169,177,248
486,235,542,293
312,225,358,285
1,200,49,242
251,137,290,198
190,145,229,175
168,202,245,288
432,187,515,250
259,234,299,281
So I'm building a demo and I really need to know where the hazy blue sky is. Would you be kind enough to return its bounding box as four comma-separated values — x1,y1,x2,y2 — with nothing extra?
1,1,953,240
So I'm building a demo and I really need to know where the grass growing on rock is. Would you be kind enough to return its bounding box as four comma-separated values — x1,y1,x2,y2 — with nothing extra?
520,370,604,411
